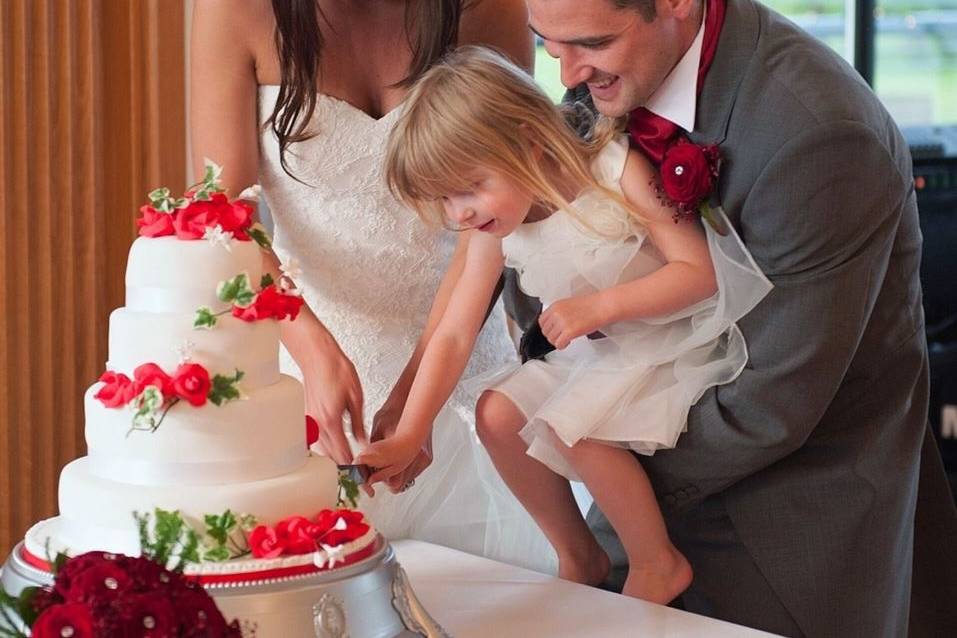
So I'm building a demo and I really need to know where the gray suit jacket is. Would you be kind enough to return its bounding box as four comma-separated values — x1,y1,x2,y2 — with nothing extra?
517,0,957,635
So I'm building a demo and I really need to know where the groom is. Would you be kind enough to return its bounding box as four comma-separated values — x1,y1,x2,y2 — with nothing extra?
506,0,957,635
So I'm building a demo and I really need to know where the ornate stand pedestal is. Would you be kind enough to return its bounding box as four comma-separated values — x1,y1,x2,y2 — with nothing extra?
1,536,450,638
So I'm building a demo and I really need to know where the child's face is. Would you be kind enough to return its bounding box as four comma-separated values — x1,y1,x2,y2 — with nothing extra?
441,167,534,237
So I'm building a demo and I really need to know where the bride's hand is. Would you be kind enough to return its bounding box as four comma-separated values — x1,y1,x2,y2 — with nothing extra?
302,340,367,464
370,401,433,494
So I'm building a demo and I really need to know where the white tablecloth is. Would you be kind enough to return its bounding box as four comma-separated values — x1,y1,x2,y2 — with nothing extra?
393,539,780,638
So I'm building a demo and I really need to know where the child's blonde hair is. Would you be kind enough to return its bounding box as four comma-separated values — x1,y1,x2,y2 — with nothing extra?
385,46,640,233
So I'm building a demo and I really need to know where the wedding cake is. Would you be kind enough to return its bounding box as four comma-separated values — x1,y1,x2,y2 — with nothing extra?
0,166,451,638
19,165,379,582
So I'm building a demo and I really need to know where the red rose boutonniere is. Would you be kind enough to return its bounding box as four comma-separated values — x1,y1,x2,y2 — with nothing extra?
658,138,727,235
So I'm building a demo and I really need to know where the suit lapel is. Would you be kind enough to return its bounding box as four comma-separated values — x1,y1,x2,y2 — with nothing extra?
689,0,761,147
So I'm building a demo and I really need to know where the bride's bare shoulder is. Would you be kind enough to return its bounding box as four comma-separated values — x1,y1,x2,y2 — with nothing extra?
192,0,272,30
191,0,274,55
460,0,534,70
191,0,277,80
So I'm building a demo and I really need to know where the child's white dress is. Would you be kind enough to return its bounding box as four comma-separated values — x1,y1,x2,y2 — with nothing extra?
469,137,773,481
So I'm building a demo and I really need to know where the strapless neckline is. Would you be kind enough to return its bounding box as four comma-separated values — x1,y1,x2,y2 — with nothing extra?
258,85,404,125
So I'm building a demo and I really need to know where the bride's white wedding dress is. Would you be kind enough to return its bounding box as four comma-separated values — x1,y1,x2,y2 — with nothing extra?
257,86,554,572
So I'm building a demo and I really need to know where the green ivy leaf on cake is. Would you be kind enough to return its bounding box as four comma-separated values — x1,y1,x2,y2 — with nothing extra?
209,370,245,406
193,306,218,329
338,471,361,509
94,361,245,435
193,271,303,329
134,508,258,568
132,386,165,430
248,223,272,250
136,158,273,248
148,186,190,214
201,510,256,562
189,159,226,202
217,273,256,307
134,508,201,573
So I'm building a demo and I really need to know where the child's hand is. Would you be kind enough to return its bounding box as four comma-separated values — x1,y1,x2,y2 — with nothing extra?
539,293,610,350
355,434,424,496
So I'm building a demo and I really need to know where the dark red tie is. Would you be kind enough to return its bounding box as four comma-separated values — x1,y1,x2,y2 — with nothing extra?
627,0,726,165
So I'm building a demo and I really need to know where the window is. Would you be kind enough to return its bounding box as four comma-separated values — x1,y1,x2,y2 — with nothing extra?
762,0,852,62
534,43,566,103
873,1,957,126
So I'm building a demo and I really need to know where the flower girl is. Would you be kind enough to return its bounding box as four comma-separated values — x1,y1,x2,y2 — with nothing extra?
357,46,771,603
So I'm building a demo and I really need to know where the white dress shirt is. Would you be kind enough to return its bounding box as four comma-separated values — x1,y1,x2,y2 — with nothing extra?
643,7,708,133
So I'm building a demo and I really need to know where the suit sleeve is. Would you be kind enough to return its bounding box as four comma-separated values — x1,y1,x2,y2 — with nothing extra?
641,120,919,511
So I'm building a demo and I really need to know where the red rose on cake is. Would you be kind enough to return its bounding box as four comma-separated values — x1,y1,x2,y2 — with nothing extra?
231,284,304,323
136,205,175,238
249,524,286,559
171,363,212,407
276,515,319,554
133,363,175,398
173,193,253,241
306,415,320,448
93,371,141,408
314,509,370,546
136,159,268,247
248,509,372,560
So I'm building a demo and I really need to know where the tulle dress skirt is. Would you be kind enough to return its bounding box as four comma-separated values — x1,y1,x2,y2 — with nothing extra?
467,138,773,480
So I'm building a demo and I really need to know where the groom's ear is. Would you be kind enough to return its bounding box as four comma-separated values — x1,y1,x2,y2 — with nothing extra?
657,0,701,21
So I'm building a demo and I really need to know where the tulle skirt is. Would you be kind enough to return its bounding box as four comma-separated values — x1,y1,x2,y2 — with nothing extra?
279,314,558,574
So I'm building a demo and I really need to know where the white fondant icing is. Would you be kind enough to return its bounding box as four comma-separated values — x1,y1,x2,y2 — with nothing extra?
84,376,306,485
107,308,280,391
54,454,339,552
125,237,264,313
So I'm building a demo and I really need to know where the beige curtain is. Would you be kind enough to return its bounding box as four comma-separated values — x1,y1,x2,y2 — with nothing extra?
0,0,186,557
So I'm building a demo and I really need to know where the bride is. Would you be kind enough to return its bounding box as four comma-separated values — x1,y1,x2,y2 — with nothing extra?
189,0,554,571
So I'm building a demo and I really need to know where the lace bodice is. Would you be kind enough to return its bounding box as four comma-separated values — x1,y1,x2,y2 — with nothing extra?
258,86,516,418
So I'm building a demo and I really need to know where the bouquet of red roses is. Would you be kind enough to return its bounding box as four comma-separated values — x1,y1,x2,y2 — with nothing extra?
0,552,242,638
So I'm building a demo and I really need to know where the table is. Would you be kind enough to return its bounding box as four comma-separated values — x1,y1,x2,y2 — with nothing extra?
394,540,780,638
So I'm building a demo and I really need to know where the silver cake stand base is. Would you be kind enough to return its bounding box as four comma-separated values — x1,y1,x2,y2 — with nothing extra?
1,536,451,638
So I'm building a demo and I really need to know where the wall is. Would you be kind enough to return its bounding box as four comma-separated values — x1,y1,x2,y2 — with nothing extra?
0,0,187,557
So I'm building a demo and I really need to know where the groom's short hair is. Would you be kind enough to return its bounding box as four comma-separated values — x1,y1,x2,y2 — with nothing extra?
612,0,657,21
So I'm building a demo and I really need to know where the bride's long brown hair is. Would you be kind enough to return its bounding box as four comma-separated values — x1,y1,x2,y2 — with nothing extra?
266,0,466,179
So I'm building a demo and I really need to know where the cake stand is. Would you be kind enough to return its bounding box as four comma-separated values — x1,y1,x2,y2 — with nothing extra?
0,535,451,638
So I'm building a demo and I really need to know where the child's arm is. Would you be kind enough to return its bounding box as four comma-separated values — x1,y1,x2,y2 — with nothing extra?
357,231,505,490
540,148,718,350
368,232,472,491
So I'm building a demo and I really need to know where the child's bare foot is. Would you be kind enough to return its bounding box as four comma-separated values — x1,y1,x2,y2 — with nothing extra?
557,542,611,587
621,546,692,605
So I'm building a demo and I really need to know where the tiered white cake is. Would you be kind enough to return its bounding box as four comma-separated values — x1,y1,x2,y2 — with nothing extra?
25,232,340,569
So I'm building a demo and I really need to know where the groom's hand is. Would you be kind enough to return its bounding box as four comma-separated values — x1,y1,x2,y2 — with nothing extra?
539,294,609,350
